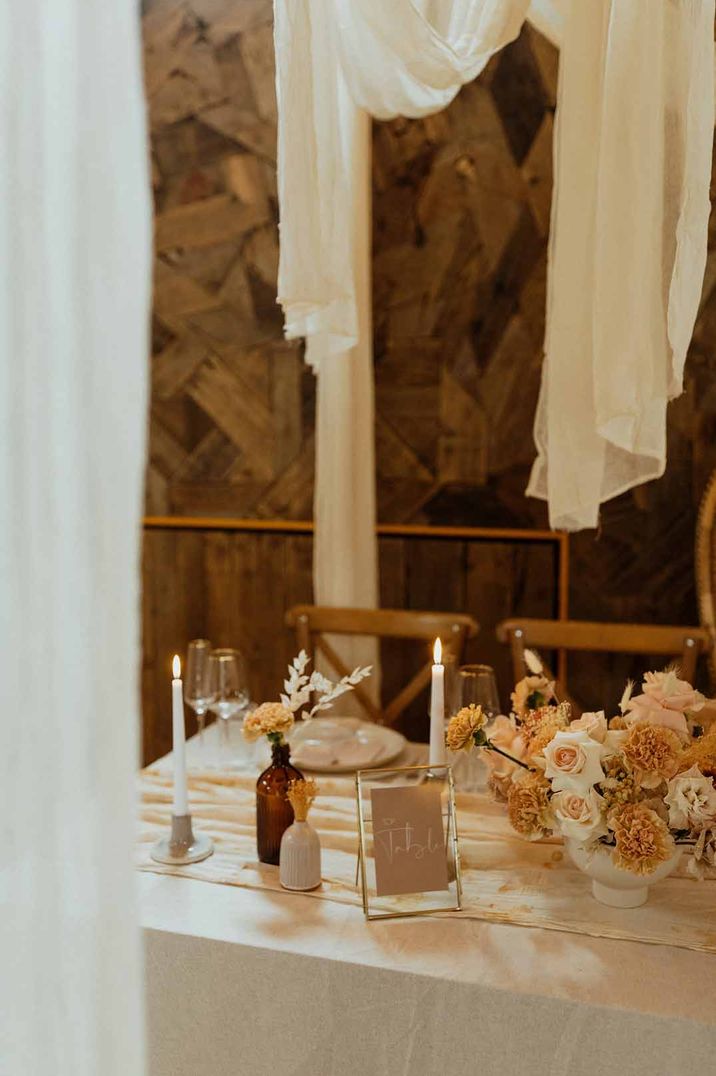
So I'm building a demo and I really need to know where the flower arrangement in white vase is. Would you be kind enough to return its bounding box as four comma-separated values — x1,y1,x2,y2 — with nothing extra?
446,654,716,907
280,778,321,891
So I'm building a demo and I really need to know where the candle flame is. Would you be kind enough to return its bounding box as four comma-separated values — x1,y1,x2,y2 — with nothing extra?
172,654,181,678
433,637,442,665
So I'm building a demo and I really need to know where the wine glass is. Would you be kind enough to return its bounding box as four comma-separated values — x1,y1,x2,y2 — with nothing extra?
184,639,213,752
452,664,501,720
447,664,501,792
207,648,250,768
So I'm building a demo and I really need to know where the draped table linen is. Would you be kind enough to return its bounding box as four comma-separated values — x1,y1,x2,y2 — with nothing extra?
137,764,716,955
138,743,716,1076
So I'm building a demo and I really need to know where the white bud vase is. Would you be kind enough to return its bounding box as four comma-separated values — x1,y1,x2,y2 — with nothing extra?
279,820,322,891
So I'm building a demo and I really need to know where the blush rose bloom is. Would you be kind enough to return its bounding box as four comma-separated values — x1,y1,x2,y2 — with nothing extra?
569,710,608,743
626,671,705,738
665,766,716,831
551,787,608,844
542,729,607,793
483,715,526,793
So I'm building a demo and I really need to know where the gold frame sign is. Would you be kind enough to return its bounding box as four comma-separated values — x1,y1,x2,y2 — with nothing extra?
355,765,462,921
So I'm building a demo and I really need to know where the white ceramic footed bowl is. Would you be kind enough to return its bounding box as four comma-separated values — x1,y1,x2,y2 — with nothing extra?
565,839,683,908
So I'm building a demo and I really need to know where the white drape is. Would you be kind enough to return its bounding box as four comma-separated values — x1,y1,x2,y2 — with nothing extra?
0,4,151,1074
275,0,714,532
527,0,715,528
276,0,380,677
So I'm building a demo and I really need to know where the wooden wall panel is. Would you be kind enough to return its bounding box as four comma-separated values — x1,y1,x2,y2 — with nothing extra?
142,529,556,762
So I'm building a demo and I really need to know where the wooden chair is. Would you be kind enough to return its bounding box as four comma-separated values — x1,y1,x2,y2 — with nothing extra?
285,605,479,726
496,618,709,711
696,467,716,689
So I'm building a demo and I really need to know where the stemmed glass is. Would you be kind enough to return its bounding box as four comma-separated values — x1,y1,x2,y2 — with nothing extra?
207,648,250,768
447,664,501,791
452,664,501,720
184,639,213,752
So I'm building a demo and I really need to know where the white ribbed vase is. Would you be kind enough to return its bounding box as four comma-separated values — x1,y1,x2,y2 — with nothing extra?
279,820,322,891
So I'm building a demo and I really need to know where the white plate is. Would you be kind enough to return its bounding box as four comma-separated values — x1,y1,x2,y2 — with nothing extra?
289,716,407,773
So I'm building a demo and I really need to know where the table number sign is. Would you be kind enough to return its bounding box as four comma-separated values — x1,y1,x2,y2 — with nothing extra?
371,785,449,897
355,765,461,920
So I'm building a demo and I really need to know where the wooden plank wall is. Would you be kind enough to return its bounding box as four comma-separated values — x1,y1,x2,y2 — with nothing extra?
142,529,555,762
141,1,716,761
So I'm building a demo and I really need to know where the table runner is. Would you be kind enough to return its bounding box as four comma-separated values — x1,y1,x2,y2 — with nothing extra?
137,768,716,955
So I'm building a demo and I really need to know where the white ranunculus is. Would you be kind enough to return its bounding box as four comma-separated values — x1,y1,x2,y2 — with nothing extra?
569,710,608,743
542,728,607,793
664,766,716,831
552,788,608,844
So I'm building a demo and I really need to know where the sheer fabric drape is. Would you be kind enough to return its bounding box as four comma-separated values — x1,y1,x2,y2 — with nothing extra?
0,3,151,1073
527,0,714,528
275,0,714,531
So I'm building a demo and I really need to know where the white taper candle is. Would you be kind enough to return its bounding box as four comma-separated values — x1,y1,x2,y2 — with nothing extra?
171,654,189,815
429,637,447,767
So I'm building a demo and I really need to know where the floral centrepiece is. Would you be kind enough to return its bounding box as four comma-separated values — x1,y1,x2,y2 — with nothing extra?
445,659,716,886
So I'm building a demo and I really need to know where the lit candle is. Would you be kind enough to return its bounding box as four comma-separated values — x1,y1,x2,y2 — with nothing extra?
172,654,189,816
429,637,446,767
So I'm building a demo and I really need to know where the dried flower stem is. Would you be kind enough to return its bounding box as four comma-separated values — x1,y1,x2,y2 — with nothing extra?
484,740,533,771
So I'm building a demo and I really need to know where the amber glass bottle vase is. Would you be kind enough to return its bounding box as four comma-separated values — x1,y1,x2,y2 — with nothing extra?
256,738,303,865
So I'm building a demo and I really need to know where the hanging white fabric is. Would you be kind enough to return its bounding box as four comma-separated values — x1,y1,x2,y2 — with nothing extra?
274,0,714,531
275,0,531,369
527,0,715,528
0,2,151,1073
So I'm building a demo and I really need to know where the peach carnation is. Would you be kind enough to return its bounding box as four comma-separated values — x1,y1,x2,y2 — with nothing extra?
507,771,553,840
622,723,683,788
445,704,486,752
610,803,675,875
242,702,294,742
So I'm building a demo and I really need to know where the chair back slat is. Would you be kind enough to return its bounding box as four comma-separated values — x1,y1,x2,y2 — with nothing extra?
286,605,479,726
696,469,716,690
496,618,708,715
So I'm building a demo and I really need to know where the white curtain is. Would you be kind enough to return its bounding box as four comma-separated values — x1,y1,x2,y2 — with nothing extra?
527,0,715,528
274,0,714,532
0,4,151,1074
276,1,380,682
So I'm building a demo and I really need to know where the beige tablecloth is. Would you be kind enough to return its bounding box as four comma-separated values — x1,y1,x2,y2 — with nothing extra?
137,767,716,955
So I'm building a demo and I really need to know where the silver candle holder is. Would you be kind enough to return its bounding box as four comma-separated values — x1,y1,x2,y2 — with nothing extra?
150,813,214,865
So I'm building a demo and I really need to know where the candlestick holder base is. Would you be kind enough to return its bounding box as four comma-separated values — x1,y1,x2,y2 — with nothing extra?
150,814,214,865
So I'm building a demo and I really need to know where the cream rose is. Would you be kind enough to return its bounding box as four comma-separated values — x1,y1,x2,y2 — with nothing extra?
569,710,607,743
542,729,607,793
665,766,716,831
551,788,608,844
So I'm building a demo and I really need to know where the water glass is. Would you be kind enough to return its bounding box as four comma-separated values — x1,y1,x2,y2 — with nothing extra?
207,648,251,769
447,663,501,792
451,664,501,719
184,639,213,751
